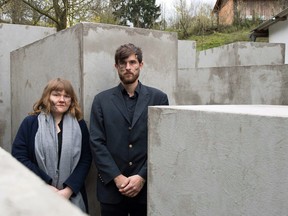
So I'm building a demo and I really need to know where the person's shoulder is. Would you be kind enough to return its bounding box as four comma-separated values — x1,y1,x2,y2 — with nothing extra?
19,114,38,128
23,114,38,123
77,119,89,134
94,86,118,98
142,84,167,96
78,118,87,126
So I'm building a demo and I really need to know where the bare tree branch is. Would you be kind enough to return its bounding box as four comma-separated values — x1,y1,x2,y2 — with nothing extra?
22,0,57,23
0,0,12,8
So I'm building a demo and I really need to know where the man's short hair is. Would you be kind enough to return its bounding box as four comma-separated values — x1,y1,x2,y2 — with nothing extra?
115,43,143,64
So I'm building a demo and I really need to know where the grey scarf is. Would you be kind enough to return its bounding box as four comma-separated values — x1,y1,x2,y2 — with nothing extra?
35,112,86,212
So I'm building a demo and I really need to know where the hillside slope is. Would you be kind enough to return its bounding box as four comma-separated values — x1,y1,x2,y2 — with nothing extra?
189,27,268,51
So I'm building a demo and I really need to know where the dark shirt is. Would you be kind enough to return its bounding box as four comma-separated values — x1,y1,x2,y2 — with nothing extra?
120,83,140,123
57,119,63,169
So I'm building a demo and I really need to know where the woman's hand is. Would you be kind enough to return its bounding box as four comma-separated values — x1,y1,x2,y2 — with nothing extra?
57,187,73,199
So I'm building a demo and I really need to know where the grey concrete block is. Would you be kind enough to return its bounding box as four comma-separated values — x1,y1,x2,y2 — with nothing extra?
0,147,87,216
148,105,288,216
0,23,56,152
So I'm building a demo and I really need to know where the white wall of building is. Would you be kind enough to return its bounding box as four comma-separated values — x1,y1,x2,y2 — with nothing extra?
269,19,288,64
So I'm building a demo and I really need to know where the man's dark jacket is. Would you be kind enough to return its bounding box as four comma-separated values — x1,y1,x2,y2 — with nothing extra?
89,82,169,204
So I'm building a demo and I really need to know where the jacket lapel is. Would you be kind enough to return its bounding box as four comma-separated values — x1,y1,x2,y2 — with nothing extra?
132,85,150,127
111,88,130,124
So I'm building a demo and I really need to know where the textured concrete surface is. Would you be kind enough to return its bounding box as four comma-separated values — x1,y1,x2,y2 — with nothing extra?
177,65,288,105
0,147,87,216
178,40,196,69
197,42,285,68
148,105,288,216
0,23,56,152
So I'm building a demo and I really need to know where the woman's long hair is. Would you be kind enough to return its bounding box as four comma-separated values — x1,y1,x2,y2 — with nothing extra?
30,78,83,120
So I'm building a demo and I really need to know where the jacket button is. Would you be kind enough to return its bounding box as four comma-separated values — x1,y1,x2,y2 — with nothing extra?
128,126,132,130
129,162,133,166
129,144,133,148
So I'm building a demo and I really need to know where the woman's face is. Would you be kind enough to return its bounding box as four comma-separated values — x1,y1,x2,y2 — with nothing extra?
49,90,71,117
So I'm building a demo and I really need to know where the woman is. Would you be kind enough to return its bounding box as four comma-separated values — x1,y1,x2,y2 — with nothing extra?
12,78,91,213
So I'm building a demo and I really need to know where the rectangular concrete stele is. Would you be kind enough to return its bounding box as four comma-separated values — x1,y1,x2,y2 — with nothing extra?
176,65,288,105
148,105,288,216
0,23,56,152
196,42,285,68
0,147,87,216
178,40,196,69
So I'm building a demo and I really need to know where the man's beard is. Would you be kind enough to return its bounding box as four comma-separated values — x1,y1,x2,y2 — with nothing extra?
119,72,139,85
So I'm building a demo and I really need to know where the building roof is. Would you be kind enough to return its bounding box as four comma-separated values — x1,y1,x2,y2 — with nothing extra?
250,7,288,41
212,0,222,13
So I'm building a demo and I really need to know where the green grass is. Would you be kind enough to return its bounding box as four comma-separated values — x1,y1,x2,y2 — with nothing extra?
188,27,268,51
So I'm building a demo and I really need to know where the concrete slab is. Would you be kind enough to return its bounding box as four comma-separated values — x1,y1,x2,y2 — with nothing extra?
148,105,288,216
176,65,288,105
178,40,196,69
0,23,56,152
0,147,87,216
197,42,285,68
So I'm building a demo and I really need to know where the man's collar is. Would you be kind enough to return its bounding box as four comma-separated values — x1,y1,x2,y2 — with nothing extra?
118,81,141,94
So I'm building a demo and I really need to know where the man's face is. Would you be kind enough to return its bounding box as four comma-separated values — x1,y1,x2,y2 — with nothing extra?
115,54,143,85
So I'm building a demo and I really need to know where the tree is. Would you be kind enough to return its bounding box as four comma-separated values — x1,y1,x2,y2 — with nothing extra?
167,0,214,39
0,0,37,24
111,0,161,28
22,0,96,31
92,1,116,25
21,0,65,30
173,0,195,38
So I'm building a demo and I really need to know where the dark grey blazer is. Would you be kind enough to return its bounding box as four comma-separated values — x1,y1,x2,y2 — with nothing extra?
89,82,169,204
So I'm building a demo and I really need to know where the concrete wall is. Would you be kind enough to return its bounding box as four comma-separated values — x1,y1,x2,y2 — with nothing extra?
10,22,178,216
176,65,288,105
197,42,285,68
0,147,87,216
0,23,56,152
178,40,196,69
10,25,83,138
269,18,288,64
148,105,288,216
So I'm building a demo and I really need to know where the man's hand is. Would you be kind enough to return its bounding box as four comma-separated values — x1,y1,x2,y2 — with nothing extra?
119,175,145,197
114,174,130,189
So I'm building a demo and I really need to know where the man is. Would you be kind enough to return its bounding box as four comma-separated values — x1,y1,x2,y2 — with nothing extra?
89,43,169,216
